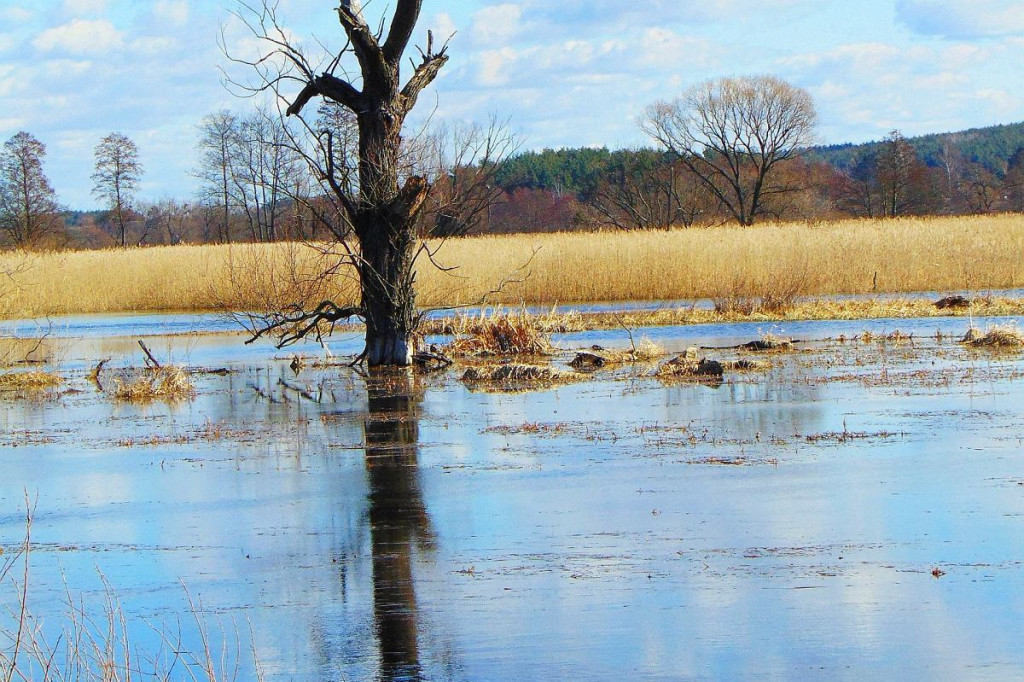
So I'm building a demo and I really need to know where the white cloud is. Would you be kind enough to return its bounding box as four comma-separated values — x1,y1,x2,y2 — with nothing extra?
470,4,523,46
896,0,1024,38
132,37,179,56
1,6,33,23
153,0,190,27
637,28,720,69
428,13,458,43
33,19,124,55
62,0,109,17
477,47,519,86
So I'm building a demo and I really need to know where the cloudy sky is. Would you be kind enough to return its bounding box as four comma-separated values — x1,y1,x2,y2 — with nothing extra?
1,0,1022,209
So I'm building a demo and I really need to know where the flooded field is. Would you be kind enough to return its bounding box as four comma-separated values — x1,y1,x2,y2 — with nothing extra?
3,313,1024,680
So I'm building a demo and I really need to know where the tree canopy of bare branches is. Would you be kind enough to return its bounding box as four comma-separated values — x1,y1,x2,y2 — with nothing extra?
0,132,62,248
642,75,817,226
92,133,143,247
224,0,515,365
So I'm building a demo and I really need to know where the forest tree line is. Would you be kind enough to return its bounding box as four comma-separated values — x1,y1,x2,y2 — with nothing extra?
3,112,1024,250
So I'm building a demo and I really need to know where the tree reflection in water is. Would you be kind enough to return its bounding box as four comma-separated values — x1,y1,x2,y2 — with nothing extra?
364,368,434,682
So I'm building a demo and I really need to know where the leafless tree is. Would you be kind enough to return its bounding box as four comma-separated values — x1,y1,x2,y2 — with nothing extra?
642,75,817,226
225,0,512,365
418,117,518,237
230,107,304,242
92,133,143,247
875,130,941,217
589,154,710,230
962,162,1002,214
0,132,62,248
1004,148,1024,213
139,199,193,245
195,111,239,243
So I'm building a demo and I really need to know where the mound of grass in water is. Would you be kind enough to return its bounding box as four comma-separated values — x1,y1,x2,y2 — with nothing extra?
961,325,1024,348
0,370,62,391
113,365,194,401
447,310,553,357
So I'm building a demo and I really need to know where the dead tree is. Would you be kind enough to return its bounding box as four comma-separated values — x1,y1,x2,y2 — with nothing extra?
227,1,449,365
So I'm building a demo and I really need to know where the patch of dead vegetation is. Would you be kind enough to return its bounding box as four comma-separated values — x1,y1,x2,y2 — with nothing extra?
0,370,62,392
961,325,1024,348
444,310,554,357
112,366,195,402
802,429,901,444
461,363,581,390
655,347,770,382
570,338,666,369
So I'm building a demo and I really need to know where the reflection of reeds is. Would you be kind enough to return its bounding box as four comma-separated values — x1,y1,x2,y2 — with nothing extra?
3,215,1024,318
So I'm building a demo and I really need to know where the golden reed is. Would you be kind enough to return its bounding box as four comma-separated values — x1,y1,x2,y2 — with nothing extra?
1,214,1022,319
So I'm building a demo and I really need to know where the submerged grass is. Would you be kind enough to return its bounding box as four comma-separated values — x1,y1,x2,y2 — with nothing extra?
2,215,1024,319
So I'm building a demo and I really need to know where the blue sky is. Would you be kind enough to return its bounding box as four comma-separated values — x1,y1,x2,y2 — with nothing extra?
1,0,1022,209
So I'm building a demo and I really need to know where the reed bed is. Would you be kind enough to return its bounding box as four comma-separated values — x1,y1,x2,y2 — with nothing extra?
2,215,1023,319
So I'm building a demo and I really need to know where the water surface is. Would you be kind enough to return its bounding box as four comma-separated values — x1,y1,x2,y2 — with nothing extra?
2,314,1024,680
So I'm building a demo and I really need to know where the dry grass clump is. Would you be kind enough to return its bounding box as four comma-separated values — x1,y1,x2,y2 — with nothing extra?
570,338,666,368
0,370,62,391
655,348,724,381
112,366,194,401
445,310,553,357
656,347,770,381
961,325,1024,348
461,363,581,389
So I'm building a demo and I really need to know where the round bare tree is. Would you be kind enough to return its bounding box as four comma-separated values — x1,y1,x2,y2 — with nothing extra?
642,75,817,226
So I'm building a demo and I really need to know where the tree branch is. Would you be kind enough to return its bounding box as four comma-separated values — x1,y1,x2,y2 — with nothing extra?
382,0,423,64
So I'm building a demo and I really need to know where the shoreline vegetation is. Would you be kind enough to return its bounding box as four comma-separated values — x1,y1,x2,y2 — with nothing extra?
1,215,1023,328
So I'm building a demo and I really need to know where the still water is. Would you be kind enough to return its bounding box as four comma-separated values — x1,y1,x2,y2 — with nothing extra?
2,313,1024,680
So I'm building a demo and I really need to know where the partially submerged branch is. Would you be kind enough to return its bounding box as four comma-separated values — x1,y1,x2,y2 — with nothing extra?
244,300,363,348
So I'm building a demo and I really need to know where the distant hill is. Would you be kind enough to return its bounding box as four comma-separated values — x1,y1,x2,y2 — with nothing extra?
497,122,1024,194
804,122,1024,175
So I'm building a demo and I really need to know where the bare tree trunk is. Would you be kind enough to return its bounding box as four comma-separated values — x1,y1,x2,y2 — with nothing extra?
233,0,447,365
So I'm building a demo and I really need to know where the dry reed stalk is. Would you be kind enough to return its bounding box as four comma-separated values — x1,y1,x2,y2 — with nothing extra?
112,366,194,402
